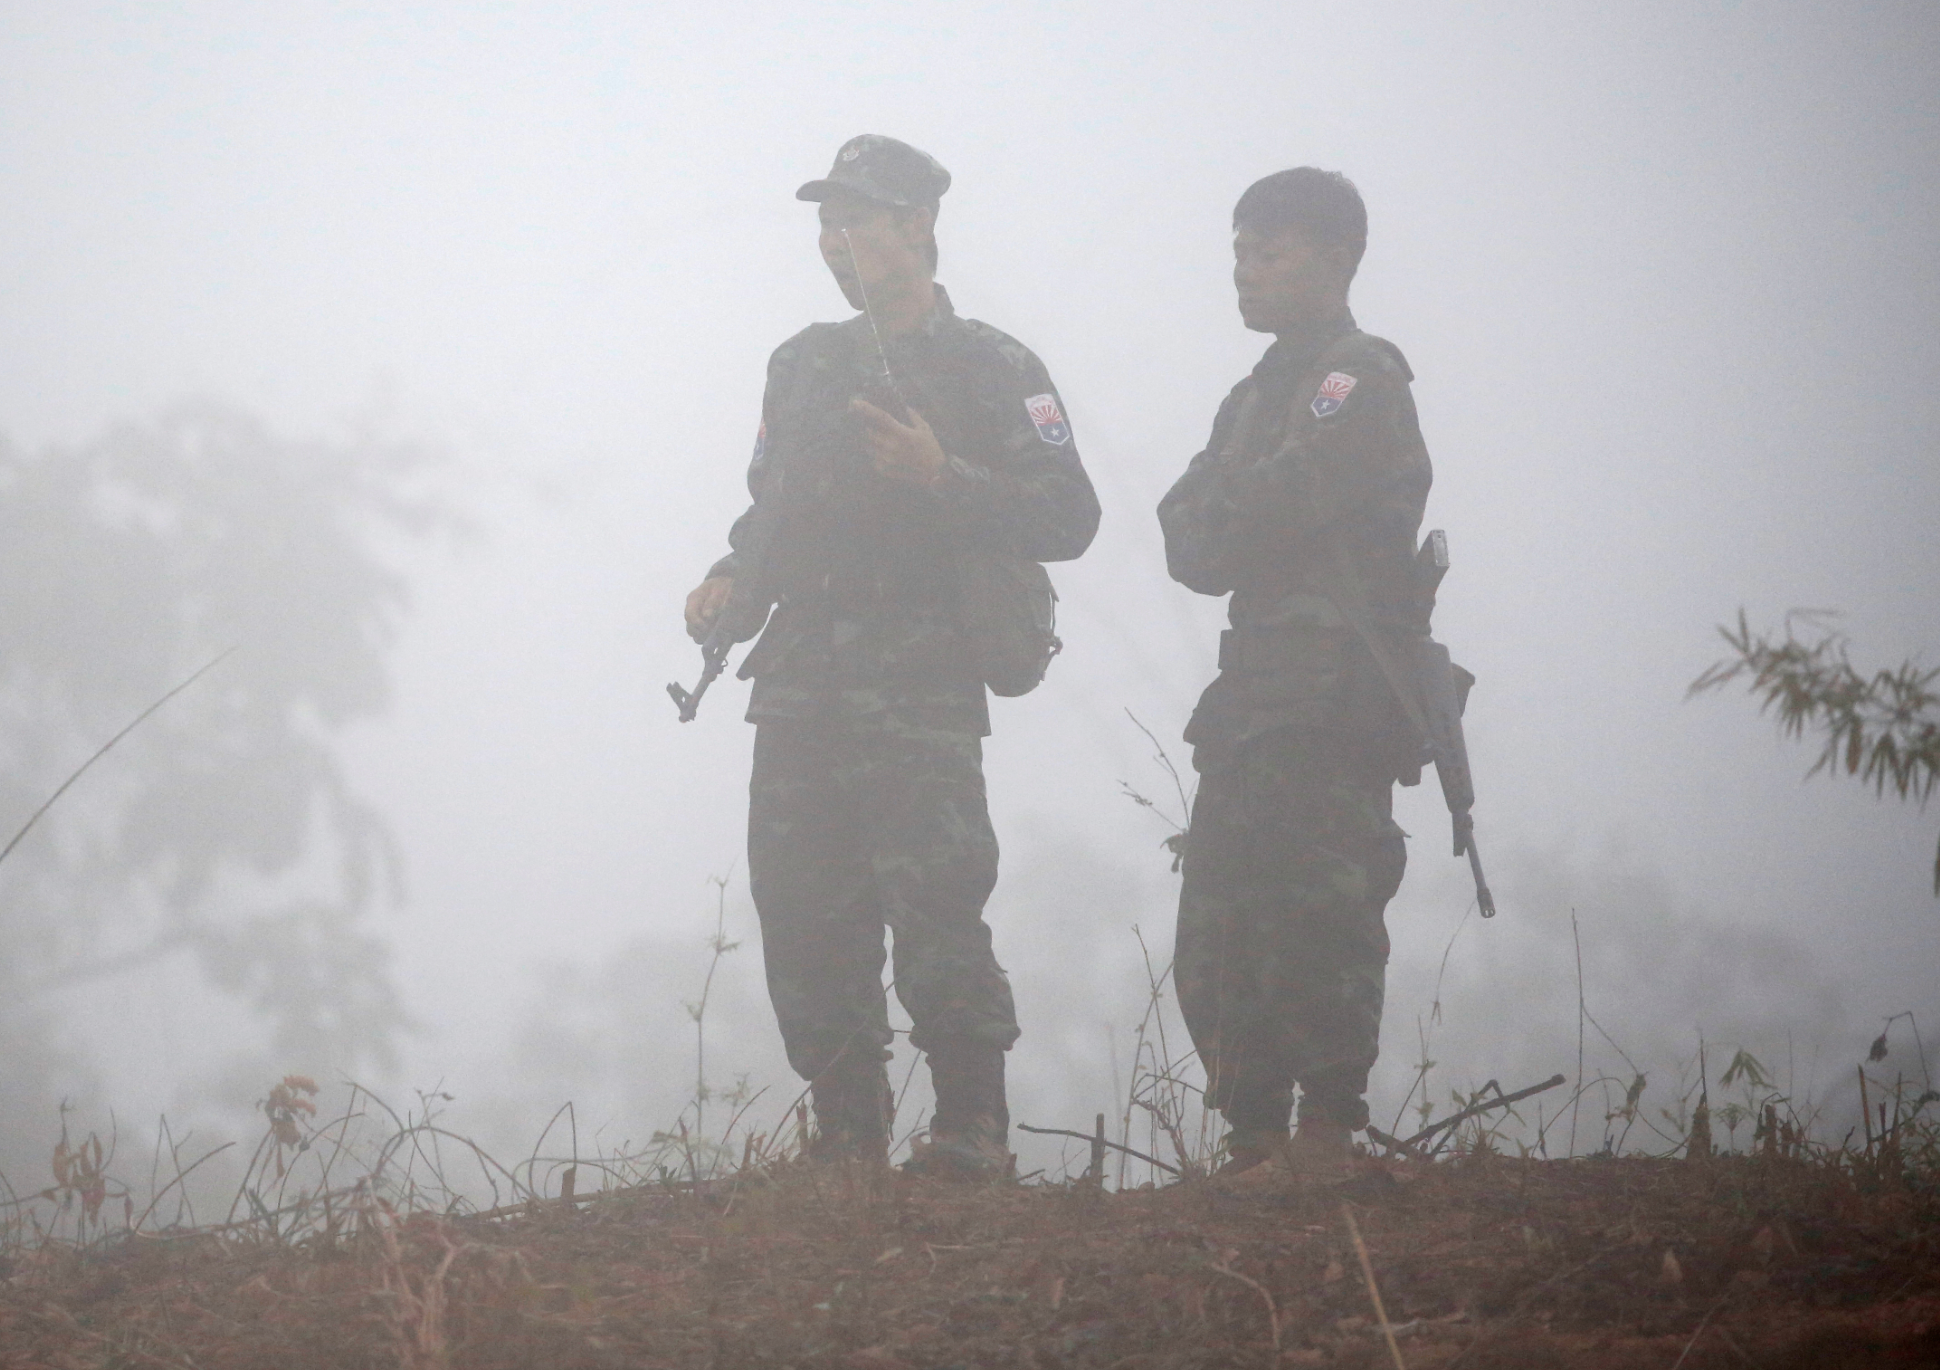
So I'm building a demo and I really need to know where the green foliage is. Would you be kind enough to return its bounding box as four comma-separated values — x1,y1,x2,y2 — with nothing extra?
1689,608,1940,892
1719,1048,1774,1092
0,401,450,1111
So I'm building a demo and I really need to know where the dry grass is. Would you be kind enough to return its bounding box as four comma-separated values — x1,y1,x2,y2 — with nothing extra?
4,853,1935,1366
2,1140,1937,1369
3,1015,1938,1370
5,948,1937,1367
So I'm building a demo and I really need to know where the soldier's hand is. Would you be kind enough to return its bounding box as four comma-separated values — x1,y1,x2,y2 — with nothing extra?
852,398,947,486
685,576,733,642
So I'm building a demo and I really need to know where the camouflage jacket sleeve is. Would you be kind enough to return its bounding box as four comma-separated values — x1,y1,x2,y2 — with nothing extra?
1160,339,1428,593
929,325,1101,564
1156,380,1254,595
703,338,795,584
1238,341,1427,556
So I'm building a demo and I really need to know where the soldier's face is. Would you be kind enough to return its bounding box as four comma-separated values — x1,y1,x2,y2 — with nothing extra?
818,193,933,310
1233,224,1346,333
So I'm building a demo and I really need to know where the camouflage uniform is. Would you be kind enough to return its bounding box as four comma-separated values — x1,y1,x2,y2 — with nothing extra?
1158,311,1431,1135
710,285,1098,1140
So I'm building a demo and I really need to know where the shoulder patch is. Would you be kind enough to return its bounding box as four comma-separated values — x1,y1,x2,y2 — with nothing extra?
751,421,767,464
1311,371,1358,419
1025,393,1071,446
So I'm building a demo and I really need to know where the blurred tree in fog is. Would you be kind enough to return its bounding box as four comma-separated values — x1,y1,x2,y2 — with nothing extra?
0,401,449,1109
1691,610,1939,893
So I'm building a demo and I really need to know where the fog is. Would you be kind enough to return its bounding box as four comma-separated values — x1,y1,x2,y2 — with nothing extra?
2,3,1936,1176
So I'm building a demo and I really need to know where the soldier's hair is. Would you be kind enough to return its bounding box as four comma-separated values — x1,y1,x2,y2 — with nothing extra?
1233,168,1368,279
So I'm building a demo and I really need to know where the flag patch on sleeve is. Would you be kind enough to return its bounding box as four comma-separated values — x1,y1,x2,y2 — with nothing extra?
751,421,767,464
1025,393,1071,446
1311,371,1358,419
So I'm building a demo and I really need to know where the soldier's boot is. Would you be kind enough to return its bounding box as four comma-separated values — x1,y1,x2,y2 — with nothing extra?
1214,1093,1293,1179
806,1053,892,1166
904,1041,1013,1181
1285,1083,1363,1173
1216,1128,1290,1177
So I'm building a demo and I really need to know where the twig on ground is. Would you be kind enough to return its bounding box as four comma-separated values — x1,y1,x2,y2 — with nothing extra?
1343,1204,1407,1370
1670,1297,1730,1370
1370,1075,1566,1158
1207,1255,1281,1355
1571,908,1586,1156
1365,1126,1427,1160
1425,1075,1567,1156
1017,1125,1181,1177
1714,1325,1757,1367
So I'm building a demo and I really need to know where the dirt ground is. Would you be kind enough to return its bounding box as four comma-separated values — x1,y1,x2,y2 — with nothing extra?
3,1154,1936,1369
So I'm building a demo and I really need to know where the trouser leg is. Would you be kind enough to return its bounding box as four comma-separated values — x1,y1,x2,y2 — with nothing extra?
853,720,1016,1059
748,722,892,1149
1176,756,1285,1125
848,720,1015,1153
927,1040,1009,1140
1175,732,1404,1134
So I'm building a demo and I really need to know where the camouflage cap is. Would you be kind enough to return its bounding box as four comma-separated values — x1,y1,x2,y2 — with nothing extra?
796,134,951,208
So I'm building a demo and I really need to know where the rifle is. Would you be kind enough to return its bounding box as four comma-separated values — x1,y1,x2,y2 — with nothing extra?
668,230,903,723
670,539,784,721
1320,529,1497,917
1408,531,1497,918
667,620,735,722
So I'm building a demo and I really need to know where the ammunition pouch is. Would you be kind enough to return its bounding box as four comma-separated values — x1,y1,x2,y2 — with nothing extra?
957,546,1061,698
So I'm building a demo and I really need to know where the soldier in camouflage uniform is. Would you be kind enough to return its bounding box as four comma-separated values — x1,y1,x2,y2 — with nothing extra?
685,135,1099,1176
1158,168,1432,1173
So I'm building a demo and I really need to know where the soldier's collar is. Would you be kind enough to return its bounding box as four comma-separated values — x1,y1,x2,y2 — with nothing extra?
851,281,956,344
917,282,957,337
1259,308,1357,374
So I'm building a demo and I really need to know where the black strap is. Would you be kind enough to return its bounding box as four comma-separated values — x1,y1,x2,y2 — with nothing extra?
1310,543,1432,751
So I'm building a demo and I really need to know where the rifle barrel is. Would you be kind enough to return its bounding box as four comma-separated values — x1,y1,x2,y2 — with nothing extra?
1466,833,1497,919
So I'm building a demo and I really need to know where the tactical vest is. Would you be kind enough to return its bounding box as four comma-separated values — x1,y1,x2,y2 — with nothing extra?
741,315,1058,698
1185,329,1432,769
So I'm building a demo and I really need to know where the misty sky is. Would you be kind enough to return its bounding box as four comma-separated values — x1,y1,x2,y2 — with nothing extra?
3,2,1936,1143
